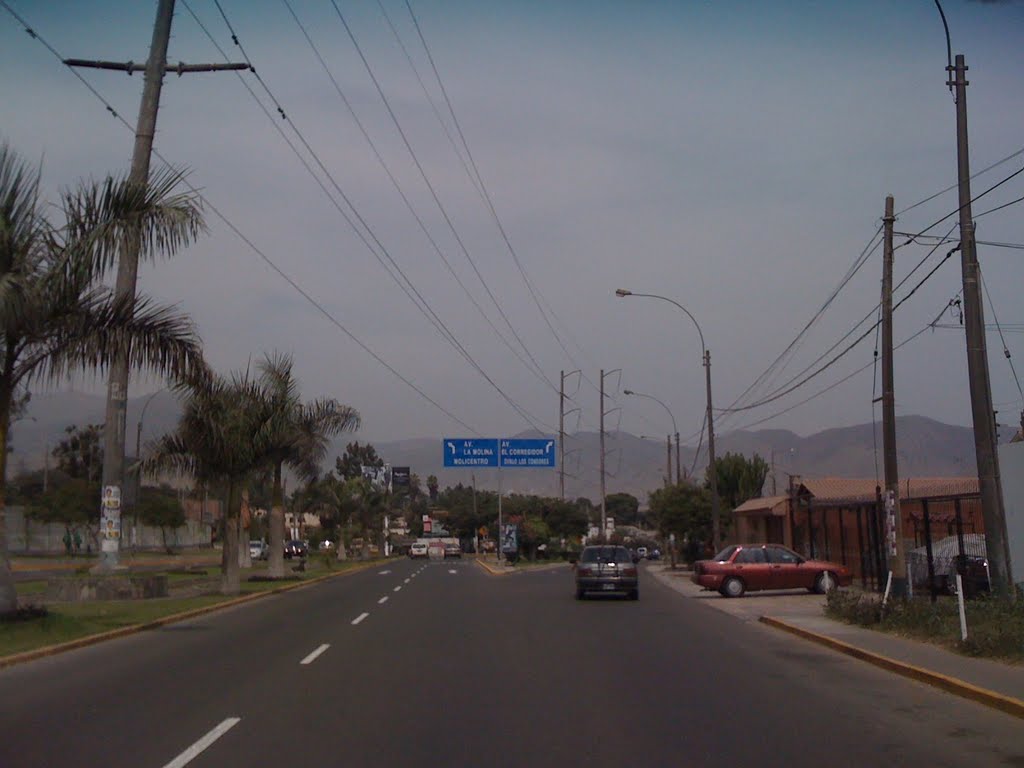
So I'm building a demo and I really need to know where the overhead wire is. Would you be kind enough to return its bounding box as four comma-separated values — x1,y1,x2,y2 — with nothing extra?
0,1,485,435
400,0,605,396
326,0,557,394
979,267,1024,402
196,1,556,433
275,0,558,397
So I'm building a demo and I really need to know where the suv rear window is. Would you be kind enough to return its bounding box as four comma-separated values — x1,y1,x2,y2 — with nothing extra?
581,546,631,563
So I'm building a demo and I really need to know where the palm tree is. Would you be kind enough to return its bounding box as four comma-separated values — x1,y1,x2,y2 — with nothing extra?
258,352,360,578
292,473,353,561
145,372,275,595
0,144,207,615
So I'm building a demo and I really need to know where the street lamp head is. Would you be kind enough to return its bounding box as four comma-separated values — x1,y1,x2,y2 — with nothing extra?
614,288,632,297
623,389,634,395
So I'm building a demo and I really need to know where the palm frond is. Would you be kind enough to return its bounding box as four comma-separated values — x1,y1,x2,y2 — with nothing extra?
22,291,208,389
58,165,205,279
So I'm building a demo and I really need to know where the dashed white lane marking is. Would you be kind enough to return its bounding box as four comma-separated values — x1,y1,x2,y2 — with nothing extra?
378,596,389,605
300,644,329,666
393,585,402,592
404,578,410,584
352,612,370,625
448,569,457,574
162,717,241,768
378,570,391,575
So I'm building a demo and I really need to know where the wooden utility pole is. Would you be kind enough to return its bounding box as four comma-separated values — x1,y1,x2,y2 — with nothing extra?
881,194,908,597
67,0,247,571
948,55,1014,596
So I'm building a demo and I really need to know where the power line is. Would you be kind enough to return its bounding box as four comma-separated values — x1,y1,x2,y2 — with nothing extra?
401,0,602,392
0,2,486,435
326,0,557,394
275,0,558,397
192,2,555,433
895,145,1024,216
979,267,1024,401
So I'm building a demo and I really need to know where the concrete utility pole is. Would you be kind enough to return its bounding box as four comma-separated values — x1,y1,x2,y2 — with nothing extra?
665,435,672,489
705,349,721,553
881,194,908,597
599,370,606,539
948,54,1014,596
66,0,247,571
675,432,681,485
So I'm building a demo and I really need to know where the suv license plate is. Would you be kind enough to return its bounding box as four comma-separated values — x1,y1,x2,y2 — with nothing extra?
602,583,616,591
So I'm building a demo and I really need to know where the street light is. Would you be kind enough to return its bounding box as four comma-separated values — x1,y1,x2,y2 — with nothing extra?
615,288,722,552
624,389,680,484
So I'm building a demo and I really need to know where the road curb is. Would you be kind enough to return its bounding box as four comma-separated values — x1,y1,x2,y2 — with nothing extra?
758,616,1024,721
0,560,380,671
475,558,510,576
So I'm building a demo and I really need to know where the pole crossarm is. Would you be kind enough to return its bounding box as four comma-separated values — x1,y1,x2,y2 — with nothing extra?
64,59,249,74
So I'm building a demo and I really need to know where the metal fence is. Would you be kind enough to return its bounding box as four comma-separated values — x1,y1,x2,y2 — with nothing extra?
789,494,988,597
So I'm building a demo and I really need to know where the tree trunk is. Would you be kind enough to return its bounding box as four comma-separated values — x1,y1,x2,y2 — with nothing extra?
0,380,18,615
336,537,347,561
238,514,251,568
268,462,285,578
222,482,240,595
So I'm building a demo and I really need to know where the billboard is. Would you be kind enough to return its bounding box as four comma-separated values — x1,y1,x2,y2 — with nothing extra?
361,464,392,492
392,466,411,488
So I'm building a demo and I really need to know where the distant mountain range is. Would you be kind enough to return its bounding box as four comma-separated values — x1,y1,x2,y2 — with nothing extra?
10,392,982,502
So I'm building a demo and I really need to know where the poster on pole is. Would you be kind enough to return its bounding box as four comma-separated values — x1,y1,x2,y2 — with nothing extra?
100,485,122,553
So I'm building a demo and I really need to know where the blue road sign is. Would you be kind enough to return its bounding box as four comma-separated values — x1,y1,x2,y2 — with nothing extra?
443,438,499,468
499,438,557,468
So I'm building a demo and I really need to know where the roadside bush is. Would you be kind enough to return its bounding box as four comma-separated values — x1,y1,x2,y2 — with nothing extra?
826,588,1024,661
825,589,881,625
0,605,48,623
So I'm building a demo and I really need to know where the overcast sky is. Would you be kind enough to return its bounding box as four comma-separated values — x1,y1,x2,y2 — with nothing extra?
2,0,1023,456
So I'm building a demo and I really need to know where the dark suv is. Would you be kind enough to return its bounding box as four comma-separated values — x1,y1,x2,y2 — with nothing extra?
572,545,639,600
284,540,308,559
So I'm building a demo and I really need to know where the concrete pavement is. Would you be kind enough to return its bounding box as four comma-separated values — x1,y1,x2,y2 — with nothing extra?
650,563,1024,715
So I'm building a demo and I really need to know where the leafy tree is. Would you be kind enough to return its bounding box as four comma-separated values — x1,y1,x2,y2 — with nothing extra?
543,499,589,541
258,352,360,577
605,492,642,527
335,442,382,481
427,475,439,502
648,483,713,562
705,452,770,511
28,479,97,526
0,146,207,615
53,424,104,482
519,516,551,560
136,489,185,553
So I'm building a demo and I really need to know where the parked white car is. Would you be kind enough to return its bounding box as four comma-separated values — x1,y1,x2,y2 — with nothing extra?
409,541,429,559
249,540,268,560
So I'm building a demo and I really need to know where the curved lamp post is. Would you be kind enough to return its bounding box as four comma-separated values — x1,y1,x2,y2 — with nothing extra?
616,288,722,552
624,389,680,484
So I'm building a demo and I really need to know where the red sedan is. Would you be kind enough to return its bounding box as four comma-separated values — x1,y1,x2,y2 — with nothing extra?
692,544,852,598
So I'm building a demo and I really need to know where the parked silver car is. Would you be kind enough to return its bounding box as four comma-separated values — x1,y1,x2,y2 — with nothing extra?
571,545,639,600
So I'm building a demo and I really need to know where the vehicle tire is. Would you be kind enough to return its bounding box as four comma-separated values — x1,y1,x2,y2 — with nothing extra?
814,571,838,594
720,577,745,598
575,587,585,600
628,589,639,601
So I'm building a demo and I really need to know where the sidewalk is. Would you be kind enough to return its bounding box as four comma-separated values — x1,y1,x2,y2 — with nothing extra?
649,564,1024,718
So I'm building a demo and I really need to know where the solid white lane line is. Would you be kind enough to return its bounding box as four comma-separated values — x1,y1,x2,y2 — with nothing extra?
393,585,402,592
162,717,241,768
378,596,389,605
352,612,369,625
300,644,330,666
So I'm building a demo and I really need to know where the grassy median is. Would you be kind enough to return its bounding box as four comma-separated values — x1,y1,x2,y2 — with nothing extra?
1,557,374,659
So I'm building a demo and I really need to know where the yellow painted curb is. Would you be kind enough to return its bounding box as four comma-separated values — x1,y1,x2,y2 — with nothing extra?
759,616,1024,721
475,557,508,576
0,560,380,670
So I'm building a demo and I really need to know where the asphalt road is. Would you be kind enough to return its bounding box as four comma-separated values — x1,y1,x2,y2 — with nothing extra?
1,559,1022,767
